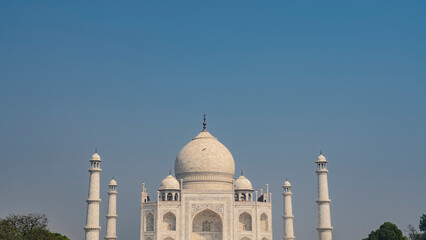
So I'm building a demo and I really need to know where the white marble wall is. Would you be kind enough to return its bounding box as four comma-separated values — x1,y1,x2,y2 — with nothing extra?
140,189,273,240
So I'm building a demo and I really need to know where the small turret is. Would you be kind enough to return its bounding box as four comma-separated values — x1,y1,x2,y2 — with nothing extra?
159,173,180,201
234,171,254,201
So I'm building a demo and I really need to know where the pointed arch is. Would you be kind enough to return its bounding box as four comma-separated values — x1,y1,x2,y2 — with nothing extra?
162,212,176,231
260,213,268,232
239,212,252,231
192,209,222,240
167,193,173,201
145,213,154,232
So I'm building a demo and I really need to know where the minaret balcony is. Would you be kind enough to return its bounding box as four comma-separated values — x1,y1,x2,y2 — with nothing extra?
89,168,102,172
315,169,328,174
316,227,333,231
315,199,331,203
84,226,101,230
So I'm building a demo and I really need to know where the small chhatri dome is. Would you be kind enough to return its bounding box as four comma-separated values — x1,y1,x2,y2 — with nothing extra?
283,179,291,187
109,178,117,186
234,175,253,190
91,152,101,161
159,174,180,190
174,119,235,190
316,153,327,163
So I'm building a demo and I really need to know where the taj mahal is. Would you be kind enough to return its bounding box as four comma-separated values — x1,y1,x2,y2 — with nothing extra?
83,117,334,240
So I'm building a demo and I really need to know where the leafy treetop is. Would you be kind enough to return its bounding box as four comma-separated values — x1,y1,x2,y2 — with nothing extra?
364,222,408,240
0,213,70,240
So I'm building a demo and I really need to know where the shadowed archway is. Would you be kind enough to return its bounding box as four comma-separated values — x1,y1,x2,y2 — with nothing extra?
192,209,222,240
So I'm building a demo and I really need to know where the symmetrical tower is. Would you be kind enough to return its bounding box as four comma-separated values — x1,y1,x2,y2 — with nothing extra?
282,179,295,240
315,152,333,240
105,178,118,240
85,151,102,240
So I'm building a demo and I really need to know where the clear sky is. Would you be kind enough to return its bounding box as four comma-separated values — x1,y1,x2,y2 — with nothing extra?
1,1,425,240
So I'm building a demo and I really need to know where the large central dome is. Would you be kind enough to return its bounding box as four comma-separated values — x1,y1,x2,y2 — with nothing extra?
174,130,235,190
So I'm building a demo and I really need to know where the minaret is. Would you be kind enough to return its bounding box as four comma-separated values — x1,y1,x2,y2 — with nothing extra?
283,179,295,240
105,178,118,240
85,151,102,240
316,152,333,240
140,182,149,240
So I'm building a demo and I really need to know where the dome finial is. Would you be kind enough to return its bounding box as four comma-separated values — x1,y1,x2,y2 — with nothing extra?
241,169,244,176
202,113,207,131
320,150,322,155
169,169,172,175
95,148,98,153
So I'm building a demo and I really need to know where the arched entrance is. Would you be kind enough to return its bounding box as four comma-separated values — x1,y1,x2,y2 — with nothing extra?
192,209,222,240
162,212,176,231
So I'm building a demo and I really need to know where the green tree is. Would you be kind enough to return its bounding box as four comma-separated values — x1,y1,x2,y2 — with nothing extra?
0,213,69,240
420,214,426,232
49,233,70,240
0,219,19,240
364,222,408,240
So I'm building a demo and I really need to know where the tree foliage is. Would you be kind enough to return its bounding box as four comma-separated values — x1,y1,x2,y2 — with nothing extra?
364,222,408,240
48,233,70,240
0,213,70,240
420,214,426,232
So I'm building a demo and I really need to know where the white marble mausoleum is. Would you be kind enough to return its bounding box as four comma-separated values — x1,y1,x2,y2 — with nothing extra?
84,117,334,240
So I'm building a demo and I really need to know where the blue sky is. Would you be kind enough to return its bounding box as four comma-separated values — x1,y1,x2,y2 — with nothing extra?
0,1,425,240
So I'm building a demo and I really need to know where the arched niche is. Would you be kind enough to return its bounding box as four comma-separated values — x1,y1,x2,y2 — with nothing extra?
192,209,222,240
145,213,154,232
167,193,173,201
164,237,174,240
260,213,268,232
239,212,252,231
162,212,176,231
241,237,251,240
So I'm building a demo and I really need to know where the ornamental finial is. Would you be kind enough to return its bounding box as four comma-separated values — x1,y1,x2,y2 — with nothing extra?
241,169,244,176
95,148,98,153
203,113,207,131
